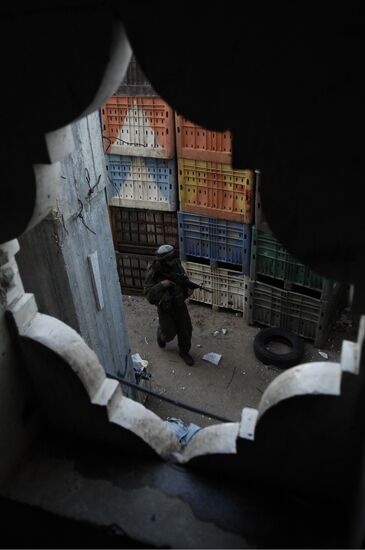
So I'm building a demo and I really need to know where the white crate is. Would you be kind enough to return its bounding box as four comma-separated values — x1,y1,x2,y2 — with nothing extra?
182,261,248,312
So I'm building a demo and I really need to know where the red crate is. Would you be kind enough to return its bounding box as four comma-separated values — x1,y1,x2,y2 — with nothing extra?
101,96,175,158
175,113,232,163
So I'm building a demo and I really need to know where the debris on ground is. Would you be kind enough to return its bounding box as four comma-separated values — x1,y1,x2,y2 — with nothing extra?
213,328,228,336
131,352,149,368
133,366,151,381
202,352,222,366
164,417,201,447
122,295,343,427
318,351,329,360
145,337,149,345
131,353,151,382
195,317,204,328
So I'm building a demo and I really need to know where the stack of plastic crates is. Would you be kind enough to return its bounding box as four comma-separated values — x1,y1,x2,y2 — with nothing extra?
247,172,345,347
100,55,179,294
175,114,254,313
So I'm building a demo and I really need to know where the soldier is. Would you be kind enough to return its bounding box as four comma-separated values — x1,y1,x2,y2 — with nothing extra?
144,244,195,366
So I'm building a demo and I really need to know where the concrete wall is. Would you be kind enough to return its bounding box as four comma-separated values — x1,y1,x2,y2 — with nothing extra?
0,301,38,487
16,220,79,332
18,113,134,383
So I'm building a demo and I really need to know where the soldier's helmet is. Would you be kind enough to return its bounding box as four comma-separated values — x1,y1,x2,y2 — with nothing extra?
155,244,175,261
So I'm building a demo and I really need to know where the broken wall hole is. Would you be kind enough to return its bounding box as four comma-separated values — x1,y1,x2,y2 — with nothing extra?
1,15,365,548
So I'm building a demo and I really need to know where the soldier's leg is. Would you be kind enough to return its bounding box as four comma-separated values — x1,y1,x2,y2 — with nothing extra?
175,304,193,353
157,308,177,344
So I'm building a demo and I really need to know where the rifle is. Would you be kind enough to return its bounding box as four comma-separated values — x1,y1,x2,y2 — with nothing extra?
161,272,213,294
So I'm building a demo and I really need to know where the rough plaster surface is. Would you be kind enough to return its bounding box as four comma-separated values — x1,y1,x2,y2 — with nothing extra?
18,113,133,381
18,222,79,332
17,304,364,503
60,191,132,380
258,361,342,420
24,313,106,399
4,455,249,549
178,423,239,464
20,313,179,459
0,296,39,487
26,164,60,233
0,241,20,266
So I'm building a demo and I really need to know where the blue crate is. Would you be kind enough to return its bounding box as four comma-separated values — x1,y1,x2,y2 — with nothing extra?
177,211,251,274
106,155,177,211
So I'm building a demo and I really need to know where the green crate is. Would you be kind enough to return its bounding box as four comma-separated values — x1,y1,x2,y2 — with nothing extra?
246,279,344,348
250,227,330,297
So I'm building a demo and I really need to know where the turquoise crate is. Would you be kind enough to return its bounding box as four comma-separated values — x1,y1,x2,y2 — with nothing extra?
250,227,331,297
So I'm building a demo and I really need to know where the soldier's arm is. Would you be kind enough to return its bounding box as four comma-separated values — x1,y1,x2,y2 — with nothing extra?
175,260,191,287
175,260,189,280
144,266,172,304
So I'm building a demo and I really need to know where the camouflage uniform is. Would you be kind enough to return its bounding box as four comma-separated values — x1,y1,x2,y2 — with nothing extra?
144,257,192,353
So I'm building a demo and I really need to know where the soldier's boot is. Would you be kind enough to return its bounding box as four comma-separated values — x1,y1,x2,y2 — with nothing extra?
157,327,166,348
179,350,195,366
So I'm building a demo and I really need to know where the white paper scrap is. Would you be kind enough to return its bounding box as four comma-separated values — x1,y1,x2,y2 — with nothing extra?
202,352,222,366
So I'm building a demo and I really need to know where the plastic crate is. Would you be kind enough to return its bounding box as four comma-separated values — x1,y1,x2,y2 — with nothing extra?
110,207,179,254
246,280,344,347
178,211,251,274
254,169,271,233
175,114,232,163
116,251,155,295
114,55,158,97
106,155,177,211
182,261,248,312
250,226,331,297
101,96,175,158
178,158,254,223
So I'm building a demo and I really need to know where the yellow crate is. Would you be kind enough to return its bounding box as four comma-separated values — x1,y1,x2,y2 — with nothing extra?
178,158,254,224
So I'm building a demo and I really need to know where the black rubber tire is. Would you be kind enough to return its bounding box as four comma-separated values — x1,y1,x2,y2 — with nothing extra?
253,327,304,368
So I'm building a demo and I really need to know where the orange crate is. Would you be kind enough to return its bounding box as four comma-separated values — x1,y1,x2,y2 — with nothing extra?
101,96,175,158
178,158,254,224
175,114,232,163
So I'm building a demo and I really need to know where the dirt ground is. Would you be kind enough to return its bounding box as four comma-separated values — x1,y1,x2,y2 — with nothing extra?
122,294,358,429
